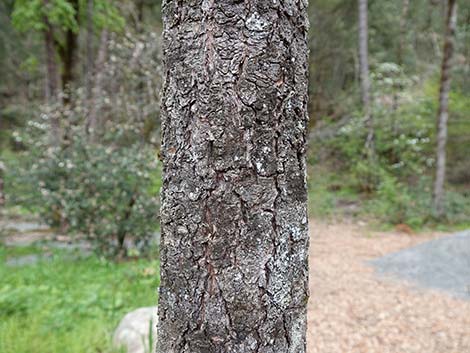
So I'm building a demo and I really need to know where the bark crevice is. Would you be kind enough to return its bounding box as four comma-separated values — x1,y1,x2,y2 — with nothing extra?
158,1,309,351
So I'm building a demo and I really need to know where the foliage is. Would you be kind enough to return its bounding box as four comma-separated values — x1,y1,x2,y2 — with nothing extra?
325,109,433,191
422,81,470,184
101,30,163,145
310,65,470,229
10,129,160,257
365,175,470,229
12,0,79,33
88,0,126,32
3,28,163,257
12,0,125,33
2,0,470,234
0,245,159,353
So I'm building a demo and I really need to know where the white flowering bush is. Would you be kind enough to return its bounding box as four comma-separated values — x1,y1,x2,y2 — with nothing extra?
13,127,160,257
316,63,433,191
6,30,162,257
309,63,440,226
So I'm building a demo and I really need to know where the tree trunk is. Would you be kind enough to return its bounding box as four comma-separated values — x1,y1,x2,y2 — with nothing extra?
43,16,58,103
58,0,79,99
43,2,60,145
85,0,94,100
157,1,309,352
60,29,77,92
87,29,108,142
433,0,458,217
358,0,373,151
0,161,5,208
397,0,410,65
136,0,145,32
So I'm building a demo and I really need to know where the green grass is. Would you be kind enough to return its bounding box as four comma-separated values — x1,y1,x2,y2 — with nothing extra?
0,246,159,353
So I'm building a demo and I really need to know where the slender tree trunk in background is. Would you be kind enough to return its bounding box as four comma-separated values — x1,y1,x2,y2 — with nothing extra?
158,0,309,352
43,4,60,145
86,0,94,100
465,11,470,73
87,30,108,142
57,0,79,101
60,29,78,93
425,0,447,59
398,0,410,65
426,0,439,30
43,20,58,103
0,161,5,208
136,0,145,32
358,0,373,151
433,0,458,217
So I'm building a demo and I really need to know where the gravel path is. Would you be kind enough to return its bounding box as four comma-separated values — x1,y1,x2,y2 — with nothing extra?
371,230,470,299
307,221,470,353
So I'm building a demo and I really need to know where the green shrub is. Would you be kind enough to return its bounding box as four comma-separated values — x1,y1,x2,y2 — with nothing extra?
47,144,158,257
365,174,426,228
309,65,470,228
9,125,160,257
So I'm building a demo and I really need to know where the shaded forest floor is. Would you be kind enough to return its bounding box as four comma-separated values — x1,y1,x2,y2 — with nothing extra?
307,220,470,353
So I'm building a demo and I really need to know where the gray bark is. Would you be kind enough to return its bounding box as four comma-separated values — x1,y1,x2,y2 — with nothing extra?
157,0,310,352
433,0,458,216
358,0,373,151
43,0,58,103
85,0,94,100
86,29,108,142
0,161,5,208
44,23,58,104
398,0,410,65
43,0,60,145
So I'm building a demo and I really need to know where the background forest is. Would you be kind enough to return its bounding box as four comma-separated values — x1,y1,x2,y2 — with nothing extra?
0,0,469,352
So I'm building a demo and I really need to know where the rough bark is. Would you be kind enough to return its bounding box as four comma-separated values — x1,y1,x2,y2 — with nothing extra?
157,0,309,352
358,0,373,151
433,0,458,217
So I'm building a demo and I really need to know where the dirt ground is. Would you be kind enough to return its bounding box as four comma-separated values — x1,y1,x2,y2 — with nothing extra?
307,220,470,353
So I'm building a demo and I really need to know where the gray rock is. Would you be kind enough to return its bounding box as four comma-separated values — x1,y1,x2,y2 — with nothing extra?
46,240,93,252
3,232,54,247
5,254,44,267
0,221,49,233
113,307,158,353
370,230,470,300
